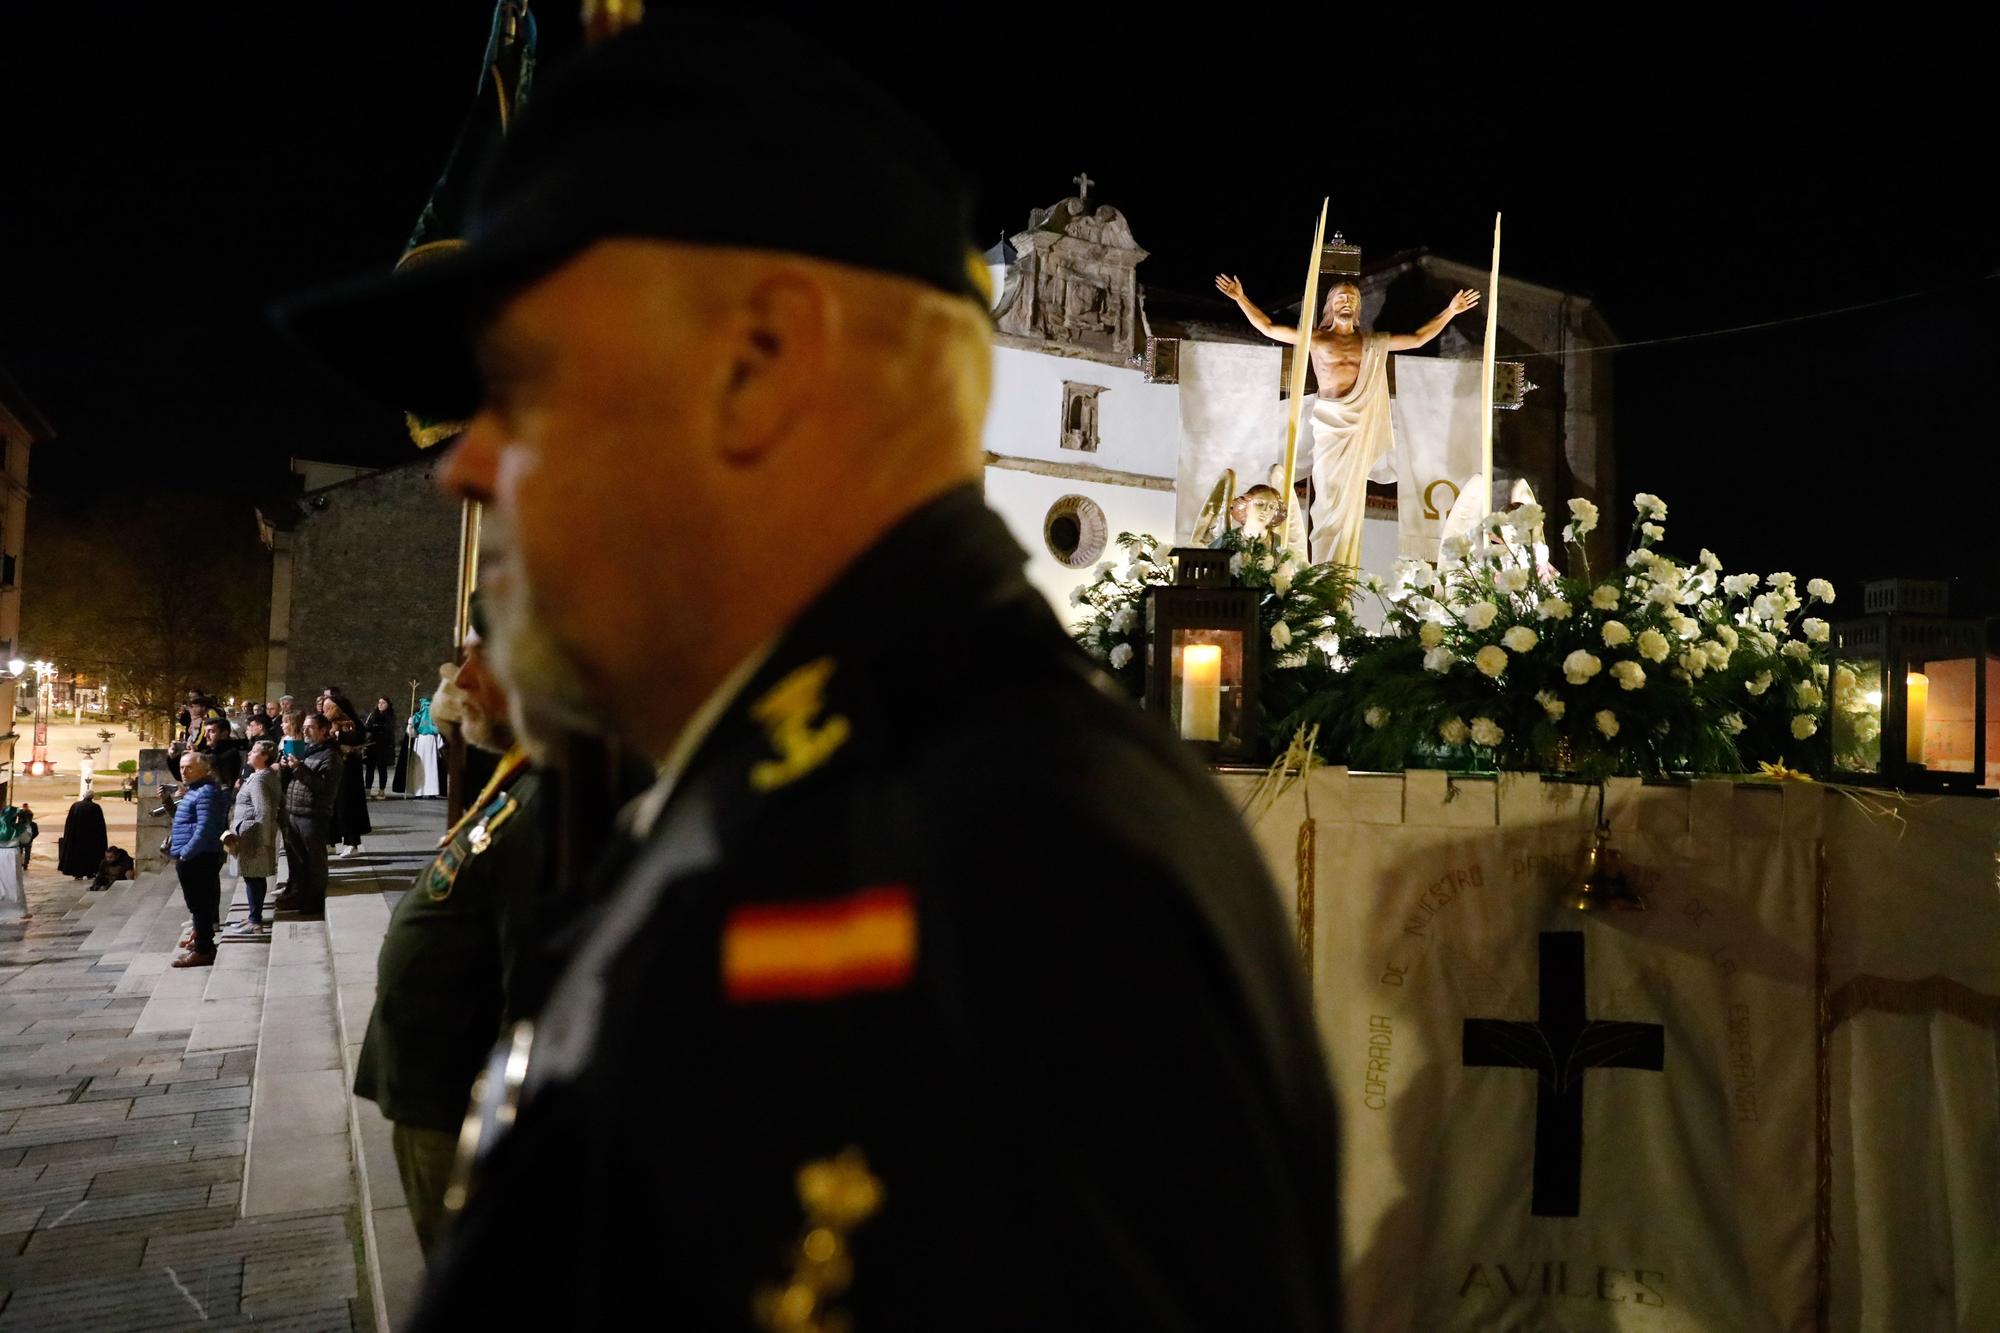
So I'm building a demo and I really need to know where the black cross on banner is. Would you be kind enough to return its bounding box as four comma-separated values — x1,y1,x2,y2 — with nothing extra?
1462,932,1665,1217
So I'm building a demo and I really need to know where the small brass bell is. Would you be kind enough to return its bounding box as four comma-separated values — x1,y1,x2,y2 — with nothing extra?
1568,823,1645,912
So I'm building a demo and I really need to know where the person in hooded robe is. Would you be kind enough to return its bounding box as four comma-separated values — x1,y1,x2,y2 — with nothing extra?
58,795,108,880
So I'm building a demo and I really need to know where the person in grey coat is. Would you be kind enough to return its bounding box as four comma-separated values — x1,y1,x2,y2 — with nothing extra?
223,740,282,937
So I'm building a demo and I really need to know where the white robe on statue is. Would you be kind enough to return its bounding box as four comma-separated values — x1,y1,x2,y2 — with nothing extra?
412,733,443,798
1307,332,1395,569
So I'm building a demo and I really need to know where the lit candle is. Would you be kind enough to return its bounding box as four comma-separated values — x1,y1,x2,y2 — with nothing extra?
1181,644,1222,742
1906,672,1929,765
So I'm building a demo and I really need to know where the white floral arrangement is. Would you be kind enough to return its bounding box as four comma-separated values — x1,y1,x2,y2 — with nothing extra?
1071,493,1835,780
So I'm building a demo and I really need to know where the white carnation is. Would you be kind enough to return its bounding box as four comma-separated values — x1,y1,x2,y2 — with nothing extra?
1502,626,1539,654
1794,681,1824,709
1640,521,1665,543
1676,650,1706,679
1720,712,1746,735
1273,563,1297,595
1716,625,1740,651
1723,574,1758,598
1364,707,1389,729
1463,601,1500,631
1495,567,1531,595
1419,621,1446,650
1636,628,1672,663
1633,493,1668,521
1471,717,1505,748
1228,553,1246,577
1591,585,1621,611
1782,639,1813,662
1536,690,1567,720
1791,714,1819,740
1107,643,1133,670
1439,717,1471,746
1601,620,1632,647
1746,671,1773,697
1703,639,1732,669
1807,578,1835,603
1270,621,1293,650
1564,650,1603,685
1767,571,1796,590
1595,709,1621,738
1802,617,1829,643
1475,645,1510,679
1423,646,1455,674
1537,597,1574,621
1700,548,1722,572
1068,585,1089,607
1439,533,1473,562
1567,497,1600,535
1611,660,1647,691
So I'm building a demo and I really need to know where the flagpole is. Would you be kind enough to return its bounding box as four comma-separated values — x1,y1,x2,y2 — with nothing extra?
1278,199,1329,556
1479,212,1502,516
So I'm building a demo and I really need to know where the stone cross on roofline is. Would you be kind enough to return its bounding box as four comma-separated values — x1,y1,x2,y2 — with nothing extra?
1073,172,1095,204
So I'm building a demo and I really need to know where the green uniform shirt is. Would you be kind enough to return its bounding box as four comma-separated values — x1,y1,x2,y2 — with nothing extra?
354,766,555,1131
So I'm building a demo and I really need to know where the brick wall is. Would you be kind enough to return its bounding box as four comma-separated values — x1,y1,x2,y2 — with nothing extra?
284,456,459,717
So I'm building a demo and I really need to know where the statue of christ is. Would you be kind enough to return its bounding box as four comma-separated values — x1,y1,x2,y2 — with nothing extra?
1214,273,1479,568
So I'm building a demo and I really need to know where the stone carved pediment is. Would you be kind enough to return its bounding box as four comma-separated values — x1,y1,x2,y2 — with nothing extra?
996,186,1149,364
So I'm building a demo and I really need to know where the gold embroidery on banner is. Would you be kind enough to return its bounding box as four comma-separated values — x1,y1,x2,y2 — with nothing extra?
1423,478,1461,521
749,658,852,792
753,1147,884,1333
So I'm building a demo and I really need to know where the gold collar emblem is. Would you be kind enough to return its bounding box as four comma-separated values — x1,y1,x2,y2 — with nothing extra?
749,658,851,793
754,1146,883,1333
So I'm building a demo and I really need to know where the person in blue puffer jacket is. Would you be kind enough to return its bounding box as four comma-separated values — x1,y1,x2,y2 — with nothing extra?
166,751,229,966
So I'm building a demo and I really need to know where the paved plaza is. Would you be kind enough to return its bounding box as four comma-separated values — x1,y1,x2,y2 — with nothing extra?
0,791,446,1330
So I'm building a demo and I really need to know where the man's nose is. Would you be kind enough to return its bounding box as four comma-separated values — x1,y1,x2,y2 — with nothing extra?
439,412,502,503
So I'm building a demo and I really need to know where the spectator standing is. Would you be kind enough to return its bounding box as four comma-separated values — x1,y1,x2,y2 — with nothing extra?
198,717,245,789
273,712,339,916
279,711,306,759
325,699,371,857
166,753,227,966
363,697,397,797
223,740,281,937
15,806,37,868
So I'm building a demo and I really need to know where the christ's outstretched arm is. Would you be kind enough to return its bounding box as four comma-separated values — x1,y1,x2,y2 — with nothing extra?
1214,275,1299,344
1386,289,1481,351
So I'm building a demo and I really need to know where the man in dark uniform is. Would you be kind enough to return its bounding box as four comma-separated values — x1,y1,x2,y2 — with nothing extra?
354,602,557,1257
280,16,1339,1331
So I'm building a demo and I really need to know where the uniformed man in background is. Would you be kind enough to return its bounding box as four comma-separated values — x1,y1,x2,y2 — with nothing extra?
353,598,559,1257
282,14,1341,1331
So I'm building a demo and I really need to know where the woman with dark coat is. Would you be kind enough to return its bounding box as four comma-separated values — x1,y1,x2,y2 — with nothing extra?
324,699,372,857
57,795,108,879
363,698,398,796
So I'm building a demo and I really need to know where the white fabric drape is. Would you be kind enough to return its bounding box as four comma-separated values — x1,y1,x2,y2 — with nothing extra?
1173,341,1288,543
1220,770,1999,1330
1388,355,1485,560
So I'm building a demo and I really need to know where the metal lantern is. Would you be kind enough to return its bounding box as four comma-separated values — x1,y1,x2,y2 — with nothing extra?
1830,579,1992,794
1144,548,1262,763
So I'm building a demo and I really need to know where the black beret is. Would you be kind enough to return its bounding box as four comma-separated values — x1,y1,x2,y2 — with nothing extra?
275,15,985,422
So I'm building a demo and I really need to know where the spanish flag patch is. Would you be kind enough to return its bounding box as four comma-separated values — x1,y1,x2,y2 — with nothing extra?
723,885,917,1003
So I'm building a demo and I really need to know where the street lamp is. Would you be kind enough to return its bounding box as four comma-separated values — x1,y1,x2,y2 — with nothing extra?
4,659,22,678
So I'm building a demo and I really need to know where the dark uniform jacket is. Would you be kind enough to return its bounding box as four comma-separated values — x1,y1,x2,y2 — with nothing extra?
354,761,557,1131
283,742,340,821
413,487,1342,1331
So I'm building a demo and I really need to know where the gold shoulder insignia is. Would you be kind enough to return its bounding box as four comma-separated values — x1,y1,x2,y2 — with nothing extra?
749,658,851,793
753,1146,883,1333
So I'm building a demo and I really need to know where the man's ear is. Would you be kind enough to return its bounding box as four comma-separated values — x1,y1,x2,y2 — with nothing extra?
715,269,834,465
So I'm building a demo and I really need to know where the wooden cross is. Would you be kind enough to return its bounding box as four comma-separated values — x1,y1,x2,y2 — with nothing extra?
1073,172,1095,203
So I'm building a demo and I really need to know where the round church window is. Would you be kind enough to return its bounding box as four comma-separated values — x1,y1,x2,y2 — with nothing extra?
1043,494,1108,568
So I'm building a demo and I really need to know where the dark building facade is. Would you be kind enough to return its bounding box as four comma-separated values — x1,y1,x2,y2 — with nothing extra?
260,455,460,719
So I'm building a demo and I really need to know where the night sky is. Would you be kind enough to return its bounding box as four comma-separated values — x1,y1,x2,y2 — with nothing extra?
2,4,1995,619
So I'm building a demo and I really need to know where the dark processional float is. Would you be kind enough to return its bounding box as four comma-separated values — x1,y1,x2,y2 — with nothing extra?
977,192,1999,1329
